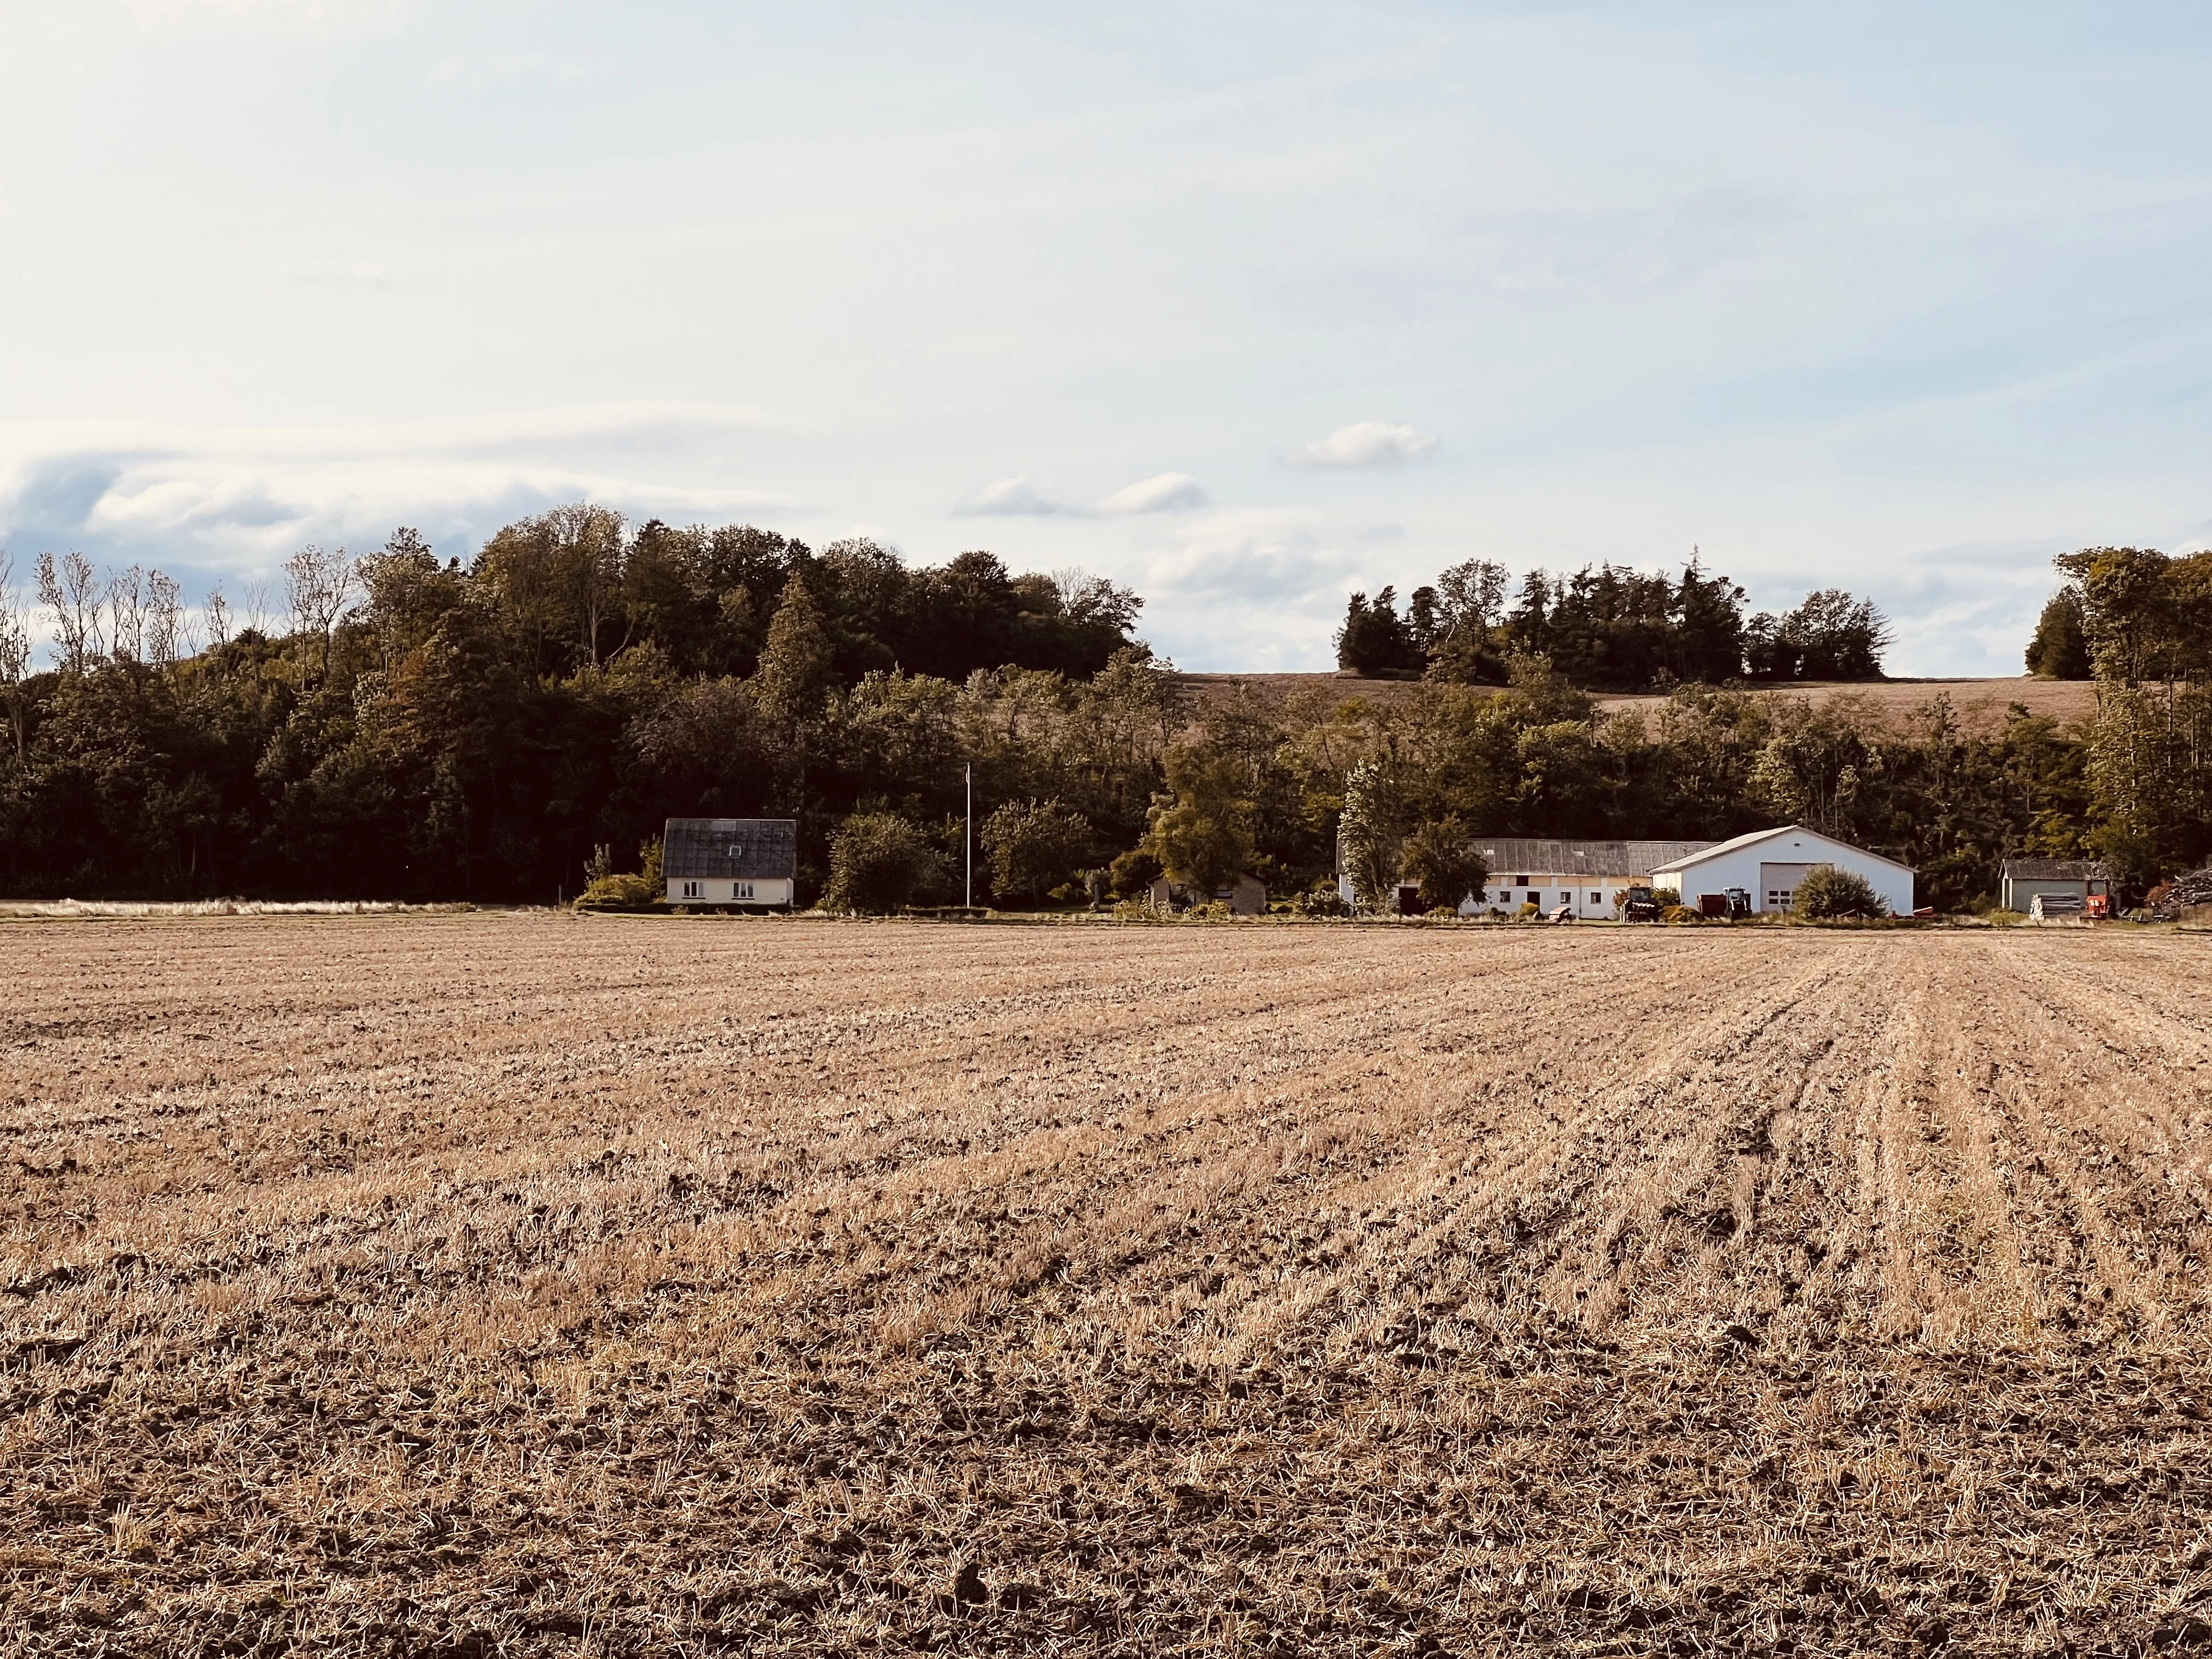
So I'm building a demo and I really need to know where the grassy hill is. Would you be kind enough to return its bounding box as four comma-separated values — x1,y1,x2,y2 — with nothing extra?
1176,673,2095,734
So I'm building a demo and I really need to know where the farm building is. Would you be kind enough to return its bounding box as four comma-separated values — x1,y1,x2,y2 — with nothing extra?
1335,837,1712,916
1458,839,1718,918
1999,858,2111,914
663,818,798,907
1650,825,1914,916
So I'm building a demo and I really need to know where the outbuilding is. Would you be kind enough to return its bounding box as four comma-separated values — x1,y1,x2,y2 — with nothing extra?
1649,825,1913,917
1999,858,2111,915
1150,873,1268,915
1460,839,1718,918
663,817,798,907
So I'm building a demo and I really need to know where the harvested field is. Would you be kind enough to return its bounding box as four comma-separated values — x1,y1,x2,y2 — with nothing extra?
3,916,2209,1656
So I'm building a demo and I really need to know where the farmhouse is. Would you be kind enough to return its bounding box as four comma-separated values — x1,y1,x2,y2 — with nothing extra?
1460,839,1718,918
1999,858,2111,914
663,817,798,907
1650,825,1914,916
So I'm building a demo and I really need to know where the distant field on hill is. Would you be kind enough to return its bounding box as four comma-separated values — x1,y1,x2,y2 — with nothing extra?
1178,673,2096,732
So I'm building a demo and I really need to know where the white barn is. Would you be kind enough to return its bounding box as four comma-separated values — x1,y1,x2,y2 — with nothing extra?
1649,825,1913,917
663,817,798,907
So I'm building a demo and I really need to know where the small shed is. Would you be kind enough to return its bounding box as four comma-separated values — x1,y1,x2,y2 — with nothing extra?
664,818,798,907
2000,859,2111,915
1149,873,1268,915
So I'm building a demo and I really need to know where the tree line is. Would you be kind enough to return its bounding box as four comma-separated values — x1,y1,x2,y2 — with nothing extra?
2045,546,2212,888
0,511,1149,904
0,522,2190,910
1335,558,1892,690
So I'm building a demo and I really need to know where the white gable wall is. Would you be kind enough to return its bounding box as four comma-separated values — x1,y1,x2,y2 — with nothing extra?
1653,830,1912,916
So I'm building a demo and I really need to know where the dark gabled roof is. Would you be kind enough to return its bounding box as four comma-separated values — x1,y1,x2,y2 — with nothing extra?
2000,858,2111,880
1469,838,1717,875
664,818,798,881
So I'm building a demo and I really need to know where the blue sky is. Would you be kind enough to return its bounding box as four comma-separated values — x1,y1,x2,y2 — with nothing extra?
4,2,2211,673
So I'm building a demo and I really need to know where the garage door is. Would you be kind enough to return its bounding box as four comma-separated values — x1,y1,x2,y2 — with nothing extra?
1758,862,1814,912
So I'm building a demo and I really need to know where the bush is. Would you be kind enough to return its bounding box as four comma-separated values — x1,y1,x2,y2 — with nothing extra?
984,798,1092,906
574,838,664,911
1287,882,1352,918
823,813,948,913
1792,865,1884,919
577,872,657,910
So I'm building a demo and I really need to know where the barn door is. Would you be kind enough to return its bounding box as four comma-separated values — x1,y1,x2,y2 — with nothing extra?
1758,862,1813,912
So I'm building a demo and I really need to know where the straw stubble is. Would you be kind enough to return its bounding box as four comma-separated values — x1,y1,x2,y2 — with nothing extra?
2,915,2207,1654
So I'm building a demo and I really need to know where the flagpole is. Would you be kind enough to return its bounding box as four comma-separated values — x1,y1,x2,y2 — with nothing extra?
964,764,973,909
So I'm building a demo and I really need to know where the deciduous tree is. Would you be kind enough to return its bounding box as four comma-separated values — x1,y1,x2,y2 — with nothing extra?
1144,746,1257,896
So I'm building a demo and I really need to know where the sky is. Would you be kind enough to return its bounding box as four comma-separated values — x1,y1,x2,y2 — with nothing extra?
4,2,2212,674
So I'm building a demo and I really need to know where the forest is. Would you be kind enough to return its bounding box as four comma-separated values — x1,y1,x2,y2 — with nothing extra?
0,515,2200,909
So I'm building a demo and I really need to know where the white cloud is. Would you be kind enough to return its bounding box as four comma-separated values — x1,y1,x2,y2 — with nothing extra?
956,470,1209,517
1285,421,1439,470
116,0,412,35
1096,472,1208,515
953,476,1086,517
0,405,806,579
288,259,393,289
1126,512,1368,671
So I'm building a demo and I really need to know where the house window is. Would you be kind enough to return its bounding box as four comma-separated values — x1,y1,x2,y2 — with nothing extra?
1768,889,1792,909
1589,893,1600,904
682,881,702,899
734,881,753,900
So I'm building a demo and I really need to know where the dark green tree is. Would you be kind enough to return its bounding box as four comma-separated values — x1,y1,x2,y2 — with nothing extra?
1143,746,1258,895
1399,817,1486,911
2024,588,2091,679
823,812,947,912
1335,588,1422,677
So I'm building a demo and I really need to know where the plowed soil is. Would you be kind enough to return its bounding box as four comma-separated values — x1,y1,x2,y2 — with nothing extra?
2,916,2207,1656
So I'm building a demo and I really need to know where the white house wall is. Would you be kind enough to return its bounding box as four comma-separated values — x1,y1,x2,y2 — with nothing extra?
1335,871,1632,916
1656,831,1912,916
667,878,796,906
1462,873,1639,918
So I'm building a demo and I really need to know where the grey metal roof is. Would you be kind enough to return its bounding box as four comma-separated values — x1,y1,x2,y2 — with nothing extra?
2001,858,2110,880
664,818,798,881
1470,838,1717,876
1647,823,1915,874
